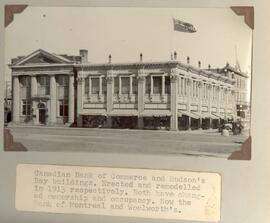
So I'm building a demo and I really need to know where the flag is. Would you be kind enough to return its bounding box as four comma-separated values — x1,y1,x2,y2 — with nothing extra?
173,18,196,33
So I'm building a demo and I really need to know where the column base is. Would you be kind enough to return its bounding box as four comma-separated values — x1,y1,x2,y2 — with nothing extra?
106,116,112,128
170,128,178,131
8,121,21,126
77,115,83,127
170,116,178,131
137,117,144,129
47,122,58,126
65,122,74,127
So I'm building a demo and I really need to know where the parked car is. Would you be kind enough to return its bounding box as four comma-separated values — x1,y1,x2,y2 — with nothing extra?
218,123,233,132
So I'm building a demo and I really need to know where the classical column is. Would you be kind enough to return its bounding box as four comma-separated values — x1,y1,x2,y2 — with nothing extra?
137,69,145,129
12,75,20,123
31,75,37,97
119,77,122,95
170,68,179,131
129,76,133,96
88,77,91,99
208,83,213,129
99,76,102,99
150,76,153,95
186,78,192,130
68,75,75,124
106,70,114,128
77,73,84,127
30,75,37,124
198,81,202,129
49,75,57,124
225,88,228,119
161,75,165,95
217,85,221,114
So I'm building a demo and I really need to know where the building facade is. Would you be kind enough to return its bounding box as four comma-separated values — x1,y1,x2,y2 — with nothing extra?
10,49,249,131
10,49,80,126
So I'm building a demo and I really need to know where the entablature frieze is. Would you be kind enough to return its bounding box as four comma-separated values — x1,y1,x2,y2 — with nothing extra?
12,70,74,76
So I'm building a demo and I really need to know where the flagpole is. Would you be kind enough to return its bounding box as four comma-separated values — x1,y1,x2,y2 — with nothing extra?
171,17,174,60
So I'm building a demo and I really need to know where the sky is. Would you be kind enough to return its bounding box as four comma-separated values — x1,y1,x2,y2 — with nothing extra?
5,7,253,81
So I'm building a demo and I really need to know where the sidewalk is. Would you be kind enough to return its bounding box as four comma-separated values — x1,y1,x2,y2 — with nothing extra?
7,123,220,134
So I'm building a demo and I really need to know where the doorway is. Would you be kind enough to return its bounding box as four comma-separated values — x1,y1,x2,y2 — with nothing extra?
39,109,46,124
37,102,46,125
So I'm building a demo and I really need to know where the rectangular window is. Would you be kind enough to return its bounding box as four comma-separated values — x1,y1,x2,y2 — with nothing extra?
165,76,170,94
37,76,50,95
192,80,196,97
121,77,130,94
183,78,186,96
153,76,162,94
204,83,207,99
114,77,119,94
59,100,68,117
20,76,31,99
132,77,137,94
22,100,31,115
91,78,99,94
57,75,69,99
145,76,151,94
196,82,199,98
85,77,89,95
102,77,107,94
20,76,31,87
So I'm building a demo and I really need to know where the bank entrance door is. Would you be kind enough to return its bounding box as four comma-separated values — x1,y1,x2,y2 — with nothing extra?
38,103,46,125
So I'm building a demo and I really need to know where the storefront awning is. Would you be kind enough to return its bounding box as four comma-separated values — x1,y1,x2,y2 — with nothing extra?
178,111,200,119
212,113,225,119
80,109,107,116
140,110,171,117
200,113,219,119
109,110,138,116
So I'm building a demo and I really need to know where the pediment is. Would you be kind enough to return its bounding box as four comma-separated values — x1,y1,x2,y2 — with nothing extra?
13,49,72,66
21,54,59,64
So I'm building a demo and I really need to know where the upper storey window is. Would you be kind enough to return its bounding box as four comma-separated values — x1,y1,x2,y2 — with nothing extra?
57,75,69,99
37,76,50,95
19,76,31,99
153,76,162,94
121,77,130,94
165,76,170,94
91,77,99,94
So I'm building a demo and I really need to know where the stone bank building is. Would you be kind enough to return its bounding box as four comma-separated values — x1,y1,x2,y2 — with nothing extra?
10,49,249,130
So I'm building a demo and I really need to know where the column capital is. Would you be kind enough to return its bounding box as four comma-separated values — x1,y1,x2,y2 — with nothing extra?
170,67,178,75
170,74,178,82
207,83,213,89
170,68,179,82
137,69,146,82
138,69,145,75
77,77,85,85
106,70,114,83
107,69,114,76
106,76,114,83
186,78,192,85
137,75,145,82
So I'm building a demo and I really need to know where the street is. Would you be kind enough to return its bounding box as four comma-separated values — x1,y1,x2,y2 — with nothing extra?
7,126,247,158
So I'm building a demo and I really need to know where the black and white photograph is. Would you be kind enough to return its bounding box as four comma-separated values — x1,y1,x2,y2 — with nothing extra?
4,6,252,158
